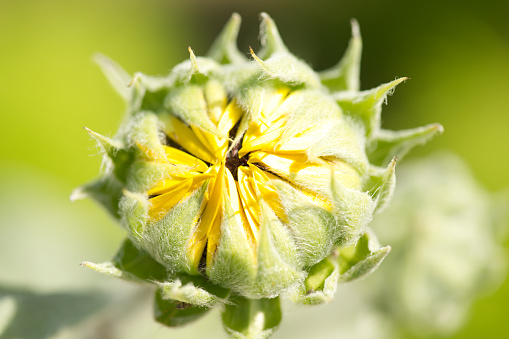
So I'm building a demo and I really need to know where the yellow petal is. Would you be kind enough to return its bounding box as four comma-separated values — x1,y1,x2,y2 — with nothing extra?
148,178,193,220
239,125,286,157
225,167,257,250
251,163,332,212
249,151,309,168
275,124,330,154
240,89,289,151
188,164,225,268
191,124,226,160
204,79,228,125
249,164,289,223
261,88,290,122
163,145,208,171
147,172,213,196
217,100,243,136
249,151,361,195
187,102,243,161
148,177,188,197
167,117,216,164
206,206,223,267
237,167,261,236
242,111,287,148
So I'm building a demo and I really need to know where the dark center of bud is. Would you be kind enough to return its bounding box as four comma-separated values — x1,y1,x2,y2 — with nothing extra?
225,121,248,181
226,142,248,181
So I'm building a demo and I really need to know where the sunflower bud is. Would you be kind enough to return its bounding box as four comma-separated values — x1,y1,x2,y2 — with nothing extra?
73,13,442,338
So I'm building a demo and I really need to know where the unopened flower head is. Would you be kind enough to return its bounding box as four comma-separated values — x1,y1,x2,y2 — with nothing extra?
73,13,442,338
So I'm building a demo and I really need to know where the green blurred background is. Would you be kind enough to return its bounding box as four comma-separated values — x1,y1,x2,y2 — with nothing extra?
1,0,508,338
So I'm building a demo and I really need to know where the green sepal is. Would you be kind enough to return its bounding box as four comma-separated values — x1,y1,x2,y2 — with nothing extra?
305,256,337,293
222,295,282,339
154,288,210,328
70,175,124,219
83,127,123,162
127,112,167,163
250,202,303,298
164,84,223,137
339,246,390,282
367,123,444,167
157,274,230,308
132,72,171,93
330,174,375,247
207,13,246,65
142,182,208,274
125,159,191,193
335,77,408,137
206,189,257,294
320,19,362,92
81,238,169,283
204,79,228,119
208,190,303,299
166,52,220,86
276,89,342,146
338,231,391,282
84,127,134,182
369,157,397,213
290,256,340,305
94,53,132,101
305,117,368,175
119,189,148,243
252,13,320,88
271,180,336,266
251,50,321,89
216,62,259,98
257,13,289,59
129,73,171,114
70,127,133,219
139,87,169,114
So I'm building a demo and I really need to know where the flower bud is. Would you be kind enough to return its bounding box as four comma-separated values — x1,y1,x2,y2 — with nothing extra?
74,13,442,338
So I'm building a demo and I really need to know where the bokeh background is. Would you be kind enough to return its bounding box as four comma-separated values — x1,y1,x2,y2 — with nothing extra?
1,0,508,338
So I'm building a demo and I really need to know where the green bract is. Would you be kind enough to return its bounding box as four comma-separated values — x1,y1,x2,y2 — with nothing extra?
73,13,442,338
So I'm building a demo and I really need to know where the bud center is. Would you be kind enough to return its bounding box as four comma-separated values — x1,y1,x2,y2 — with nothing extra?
225,122,248,180
226,141,248,181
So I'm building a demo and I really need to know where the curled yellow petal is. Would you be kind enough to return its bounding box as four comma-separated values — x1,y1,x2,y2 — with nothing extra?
187,164,225,268
237,167,261,240
148,178,193,220
163,145,208,171
217,100,243,136
225,167,257,251
147,172,213,197
249,164,288,223
167,117,216,164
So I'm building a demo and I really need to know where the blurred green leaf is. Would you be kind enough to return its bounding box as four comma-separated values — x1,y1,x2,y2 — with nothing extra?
0,286,108,339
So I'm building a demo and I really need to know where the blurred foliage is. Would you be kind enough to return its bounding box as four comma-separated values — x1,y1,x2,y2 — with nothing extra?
0,286,107,339
0,0,508,338
368,153,507,338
